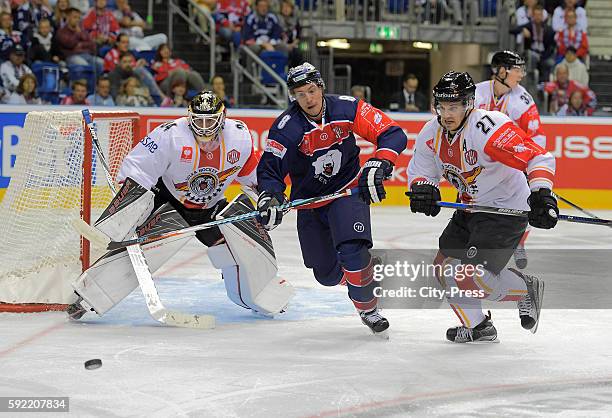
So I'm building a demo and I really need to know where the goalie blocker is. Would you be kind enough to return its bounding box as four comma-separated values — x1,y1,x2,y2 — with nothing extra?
72,179,294,318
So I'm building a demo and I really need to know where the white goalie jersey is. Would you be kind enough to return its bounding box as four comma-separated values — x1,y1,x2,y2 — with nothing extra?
408,109,556,210
475,80,546,147
117,117,258,209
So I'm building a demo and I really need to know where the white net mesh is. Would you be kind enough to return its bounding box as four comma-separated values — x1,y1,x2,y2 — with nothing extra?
0,111,138,308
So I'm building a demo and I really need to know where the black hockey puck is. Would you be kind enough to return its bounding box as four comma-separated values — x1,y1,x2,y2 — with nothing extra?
84,359,102,370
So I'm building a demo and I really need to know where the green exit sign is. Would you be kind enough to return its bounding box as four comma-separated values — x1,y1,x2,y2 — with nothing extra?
376,25,400,40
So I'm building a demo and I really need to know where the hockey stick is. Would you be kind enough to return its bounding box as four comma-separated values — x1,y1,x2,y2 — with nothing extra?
554,193,612,229
426,199,612,226
81,109,214,329
105,187,360,251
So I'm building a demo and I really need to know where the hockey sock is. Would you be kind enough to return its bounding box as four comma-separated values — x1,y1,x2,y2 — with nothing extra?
338,240,377,312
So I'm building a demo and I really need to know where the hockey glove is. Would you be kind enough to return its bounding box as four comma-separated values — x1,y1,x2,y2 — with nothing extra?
257,191,287,231
406,181,441,217
528,188,558,229
358,158,393,204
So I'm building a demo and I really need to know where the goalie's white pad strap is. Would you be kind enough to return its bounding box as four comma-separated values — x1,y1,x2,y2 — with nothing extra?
94,178,155,242
72,233,193,316
207,243,249,310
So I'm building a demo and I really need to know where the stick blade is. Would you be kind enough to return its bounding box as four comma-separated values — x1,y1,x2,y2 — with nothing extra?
71,218,111,247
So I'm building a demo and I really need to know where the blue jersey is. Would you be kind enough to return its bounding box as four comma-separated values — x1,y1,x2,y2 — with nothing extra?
257,94,407,203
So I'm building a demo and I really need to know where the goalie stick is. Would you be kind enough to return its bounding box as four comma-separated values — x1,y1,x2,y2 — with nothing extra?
81,109,214,329
82,187,358,251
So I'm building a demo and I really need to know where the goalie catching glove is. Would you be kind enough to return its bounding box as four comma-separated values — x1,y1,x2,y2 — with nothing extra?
528,188,558,229
406,181,441,217
257,191,288,231
358,158,393,204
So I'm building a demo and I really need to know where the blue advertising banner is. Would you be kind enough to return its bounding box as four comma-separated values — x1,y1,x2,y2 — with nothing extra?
0,112,27,189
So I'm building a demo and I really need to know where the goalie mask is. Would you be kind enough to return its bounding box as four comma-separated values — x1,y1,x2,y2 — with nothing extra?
188,91,226,145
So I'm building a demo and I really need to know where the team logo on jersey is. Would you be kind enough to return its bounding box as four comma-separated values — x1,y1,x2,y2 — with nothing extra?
265,138,287,158
312,149,342,184
442,164,483,200
332,125,344,139
174,166,241,204
227,149,240,164
299,121,351,156
180,146,193,162
464,149,478,165
353,222,365,233
467,246,478,258
513,144,528,153
527,119,540,134
426,138,435,152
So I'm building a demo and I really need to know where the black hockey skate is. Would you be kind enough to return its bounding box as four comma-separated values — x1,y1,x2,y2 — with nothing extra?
513,244,528,269
66,295,87,320
446,312,497,343
511,268,545,333
360,309,389,339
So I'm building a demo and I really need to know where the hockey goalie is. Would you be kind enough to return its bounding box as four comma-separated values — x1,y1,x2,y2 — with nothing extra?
69,91,294,320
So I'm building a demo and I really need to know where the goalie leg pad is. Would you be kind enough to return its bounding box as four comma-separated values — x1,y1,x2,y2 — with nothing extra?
72,232,194,316
207,243,250,310
95,177,155,242
211,194,294,315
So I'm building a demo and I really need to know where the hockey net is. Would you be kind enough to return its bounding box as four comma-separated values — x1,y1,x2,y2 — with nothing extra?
0,111,140,312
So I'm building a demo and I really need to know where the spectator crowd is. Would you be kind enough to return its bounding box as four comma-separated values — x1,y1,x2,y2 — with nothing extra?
0,0,237,107
0,0,598,116
510,0,596,115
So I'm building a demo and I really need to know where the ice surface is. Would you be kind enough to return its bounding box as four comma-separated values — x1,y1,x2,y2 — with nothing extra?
1,208,612,417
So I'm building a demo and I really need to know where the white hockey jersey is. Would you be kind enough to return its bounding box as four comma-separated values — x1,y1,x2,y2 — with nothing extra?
475,80,546,147
118,117,258,209
408,109,555,210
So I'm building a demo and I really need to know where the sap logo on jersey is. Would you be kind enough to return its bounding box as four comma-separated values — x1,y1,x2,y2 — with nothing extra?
265,138,287,158
551,136,612,159
140,136,158,153
312,149,342,183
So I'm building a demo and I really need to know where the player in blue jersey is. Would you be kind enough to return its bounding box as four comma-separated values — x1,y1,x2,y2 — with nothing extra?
256,62,407,337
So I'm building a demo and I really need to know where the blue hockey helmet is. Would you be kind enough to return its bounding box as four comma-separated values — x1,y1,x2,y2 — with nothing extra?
286,62,325,92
